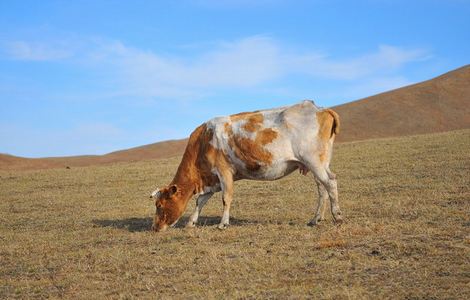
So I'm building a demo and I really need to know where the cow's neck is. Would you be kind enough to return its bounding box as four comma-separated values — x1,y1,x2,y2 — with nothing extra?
170,158,199,207
169,128,205,209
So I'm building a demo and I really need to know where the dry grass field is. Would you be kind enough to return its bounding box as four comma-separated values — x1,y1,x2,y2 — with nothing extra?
1,129,469,299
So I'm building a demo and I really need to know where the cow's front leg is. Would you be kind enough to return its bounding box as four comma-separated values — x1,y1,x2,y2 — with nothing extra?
186,192,214,228
217,169,234,230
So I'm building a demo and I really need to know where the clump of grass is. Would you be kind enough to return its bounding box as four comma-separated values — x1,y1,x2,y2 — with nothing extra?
315,239,347,249
1,129,469,299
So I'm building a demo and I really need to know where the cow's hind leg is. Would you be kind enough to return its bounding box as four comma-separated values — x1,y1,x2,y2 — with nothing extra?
307,178,328,226
303,159,343,225
186,192,214,228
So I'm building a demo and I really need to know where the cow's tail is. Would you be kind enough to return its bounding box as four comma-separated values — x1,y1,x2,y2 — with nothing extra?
315,109,340,169
317,109,340,138
326,109,340,137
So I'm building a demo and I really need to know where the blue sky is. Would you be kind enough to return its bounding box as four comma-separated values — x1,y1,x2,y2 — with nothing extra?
1,0,469,157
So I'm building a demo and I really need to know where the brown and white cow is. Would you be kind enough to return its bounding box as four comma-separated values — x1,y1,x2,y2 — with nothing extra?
150,100,342,231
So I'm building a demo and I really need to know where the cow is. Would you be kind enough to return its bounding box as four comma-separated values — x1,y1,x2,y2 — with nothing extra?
150,100,342,232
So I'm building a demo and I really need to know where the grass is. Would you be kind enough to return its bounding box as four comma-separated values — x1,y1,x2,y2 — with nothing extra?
1,129,469,299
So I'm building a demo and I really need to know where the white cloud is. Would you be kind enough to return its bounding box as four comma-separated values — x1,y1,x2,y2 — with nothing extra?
3,41,73,61
83,36,282,98
80,37,429,99
288,45,430,80
1,35,431,100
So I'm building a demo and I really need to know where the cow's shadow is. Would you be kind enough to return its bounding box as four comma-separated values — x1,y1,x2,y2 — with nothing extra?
92,215,263,232
176,216,264,228
92,217,153,232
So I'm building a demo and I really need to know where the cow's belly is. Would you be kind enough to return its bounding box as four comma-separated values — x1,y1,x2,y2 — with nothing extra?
235,160,300,181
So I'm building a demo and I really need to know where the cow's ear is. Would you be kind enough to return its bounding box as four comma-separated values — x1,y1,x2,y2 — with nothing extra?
169,185,178,197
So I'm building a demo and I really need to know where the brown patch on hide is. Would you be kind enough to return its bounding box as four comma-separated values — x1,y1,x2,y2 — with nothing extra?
224,122,278,171
319,152,327,163
229,110,260,122
242,113,264,132
256,128,277,145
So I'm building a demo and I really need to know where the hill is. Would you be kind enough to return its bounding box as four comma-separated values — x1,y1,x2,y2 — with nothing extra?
1,65,469,170
333,65,470,142
0,139,188,171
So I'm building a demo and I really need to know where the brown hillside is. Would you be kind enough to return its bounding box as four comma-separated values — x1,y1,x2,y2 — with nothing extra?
1,65,469,170
333,65,470,142
0,139,188,171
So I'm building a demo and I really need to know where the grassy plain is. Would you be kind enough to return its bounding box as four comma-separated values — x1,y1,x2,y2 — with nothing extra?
1,130,469,299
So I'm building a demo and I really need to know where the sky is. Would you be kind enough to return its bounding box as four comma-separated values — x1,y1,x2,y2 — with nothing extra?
0,0,469,158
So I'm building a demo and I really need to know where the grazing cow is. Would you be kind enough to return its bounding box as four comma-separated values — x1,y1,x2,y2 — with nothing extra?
150,100,342,231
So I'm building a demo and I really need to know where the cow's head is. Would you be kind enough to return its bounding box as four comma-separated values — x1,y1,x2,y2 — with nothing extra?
150,185,184,232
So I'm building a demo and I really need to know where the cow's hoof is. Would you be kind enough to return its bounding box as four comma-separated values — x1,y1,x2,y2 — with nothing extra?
307,219,321,227
307,219,323,227
333,216,344,225
217,223,229,230
186,222,196,228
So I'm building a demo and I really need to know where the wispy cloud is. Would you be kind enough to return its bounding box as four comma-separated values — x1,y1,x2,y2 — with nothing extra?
2,40,73,61
1,35,431,100
83,36,282,98
288,45,431,80
78,36,430,99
